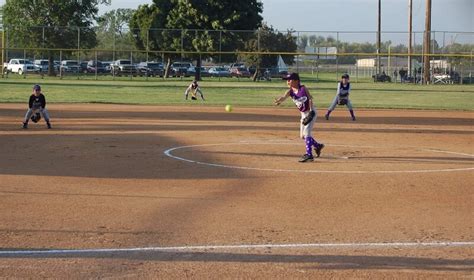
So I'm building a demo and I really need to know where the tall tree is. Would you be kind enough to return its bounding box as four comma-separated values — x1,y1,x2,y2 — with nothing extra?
130,0,263,80
96,8,135,60
3,0,110,76
239,23,297,81
129,2,176,77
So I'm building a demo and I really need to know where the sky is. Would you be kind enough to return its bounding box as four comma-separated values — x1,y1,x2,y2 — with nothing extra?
1,0,472,44
96,0,473,44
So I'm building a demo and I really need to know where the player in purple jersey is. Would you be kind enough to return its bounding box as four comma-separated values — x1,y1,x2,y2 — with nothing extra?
274,73,324,162
325,74,356,121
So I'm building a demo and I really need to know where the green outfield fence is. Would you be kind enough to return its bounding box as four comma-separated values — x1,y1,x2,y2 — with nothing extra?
1,26,472,83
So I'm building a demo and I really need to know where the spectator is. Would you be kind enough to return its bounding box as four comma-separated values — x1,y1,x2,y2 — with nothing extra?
399,68,407,83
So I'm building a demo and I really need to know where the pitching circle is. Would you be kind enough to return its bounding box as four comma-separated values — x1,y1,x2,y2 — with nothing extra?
164,142,474,174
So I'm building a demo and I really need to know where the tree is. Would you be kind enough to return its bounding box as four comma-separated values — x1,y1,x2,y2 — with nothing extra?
3,0,110,76
239,23,297,81
130,0,263,80
96,9,135,60
129,2,176,77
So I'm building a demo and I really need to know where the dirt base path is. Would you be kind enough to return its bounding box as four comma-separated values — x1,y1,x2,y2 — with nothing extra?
0,104,472,278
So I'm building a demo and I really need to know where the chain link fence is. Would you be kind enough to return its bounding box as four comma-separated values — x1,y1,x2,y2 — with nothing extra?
1,26,473,83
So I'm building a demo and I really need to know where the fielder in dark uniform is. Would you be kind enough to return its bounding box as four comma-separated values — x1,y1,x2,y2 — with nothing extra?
22,84,51,129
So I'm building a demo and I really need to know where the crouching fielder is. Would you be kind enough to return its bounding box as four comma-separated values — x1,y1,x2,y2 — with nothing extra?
22,84,51,129
184,80,205,101
274,72,324,163
325,74,356,121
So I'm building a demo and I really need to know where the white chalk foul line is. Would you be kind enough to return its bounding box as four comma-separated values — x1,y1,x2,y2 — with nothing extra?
1,241,474,256
164,142,474,174
424,149,474,158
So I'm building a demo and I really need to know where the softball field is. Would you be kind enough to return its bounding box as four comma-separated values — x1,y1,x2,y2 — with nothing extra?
0,104,472,278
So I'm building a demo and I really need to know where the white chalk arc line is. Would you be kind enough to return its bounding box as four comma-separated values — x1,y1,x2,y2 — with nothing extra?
164,142,474,174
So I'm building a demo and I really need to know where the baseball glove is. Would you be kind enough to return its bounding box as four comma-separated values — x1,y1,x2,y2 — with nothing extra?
31,112,41,123
302,110,315,125
338,98,348,105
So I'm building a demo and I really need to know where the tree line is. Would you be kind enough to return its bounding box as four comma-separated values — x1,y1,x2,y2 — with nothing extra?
2,0,297,80
3,1,470,79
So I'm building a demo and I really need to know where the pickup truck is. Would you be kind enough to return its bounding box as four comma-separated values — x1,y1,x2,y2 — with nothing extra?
34,59,59,73
111,59,138,76
60,60,81,73
3,59,39,75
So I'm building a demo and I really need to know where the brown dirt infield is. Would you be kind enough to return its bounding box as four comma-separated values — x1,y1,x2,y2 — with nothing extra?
0,103,473,278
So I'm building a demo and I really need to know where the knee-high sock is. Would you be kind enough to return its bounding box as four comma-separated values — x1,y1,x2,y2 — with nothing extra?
305,136,318,155
350,110,355,119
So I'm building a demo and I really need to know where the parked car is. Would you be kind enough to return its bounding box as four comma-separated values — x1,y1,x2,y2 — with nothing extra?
230,66,251,78
195,67,210,77
86,60,107,74
3,59,38,75
208,67,231,77
79,61,88,73
230,62,246,69
60,60,80,73
264,68,288,78
111,59,138,76
34,59,58,73
137,61,164,77
102,61,113,72
372,72,391,82
171,61,194,77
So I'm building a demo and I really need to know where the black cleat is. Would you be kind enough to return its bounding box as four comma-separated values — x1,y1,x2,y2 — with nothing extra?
315,143,325,158
299,154,314,163
47,122,51,129
22,122,28,129
325,113,329,120
352,116,356,121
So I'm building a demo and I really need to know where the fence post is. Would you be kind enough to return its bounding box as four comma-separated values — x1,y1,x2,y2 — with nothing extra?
1,27,4,78
59,50,62,79
181,29,184,60
23,49,26,79
146,29,149,81
470,49,473,84
42,26,45,49
95,50,98,80
219,30,222,64
336,31,339,81
77,27,80,80
112,26,116,80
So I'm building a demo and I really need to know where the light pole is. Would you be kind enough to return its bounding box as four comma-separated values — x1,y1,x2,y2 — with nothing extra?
408,0,413,78
377,0,382,75
423,0,432,84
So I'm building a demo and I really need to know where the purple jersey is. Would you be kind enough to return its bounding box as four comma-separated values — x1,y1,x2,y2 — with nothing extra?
290,85,311,112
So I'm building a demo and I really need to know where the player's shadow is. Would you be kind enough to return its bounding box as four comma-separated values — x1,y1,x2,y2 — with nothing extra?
0,249,472,272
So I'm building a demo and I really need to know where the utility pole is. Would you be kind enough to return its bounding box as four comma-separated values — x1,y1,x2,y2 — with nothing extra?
423,0,432,84
408,0,413,78
377,0,381,75
0,6,4,78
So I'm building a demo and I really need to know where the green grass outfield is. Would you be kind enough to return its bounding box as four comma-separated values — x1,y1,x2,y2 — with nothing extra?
0,73,473,110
